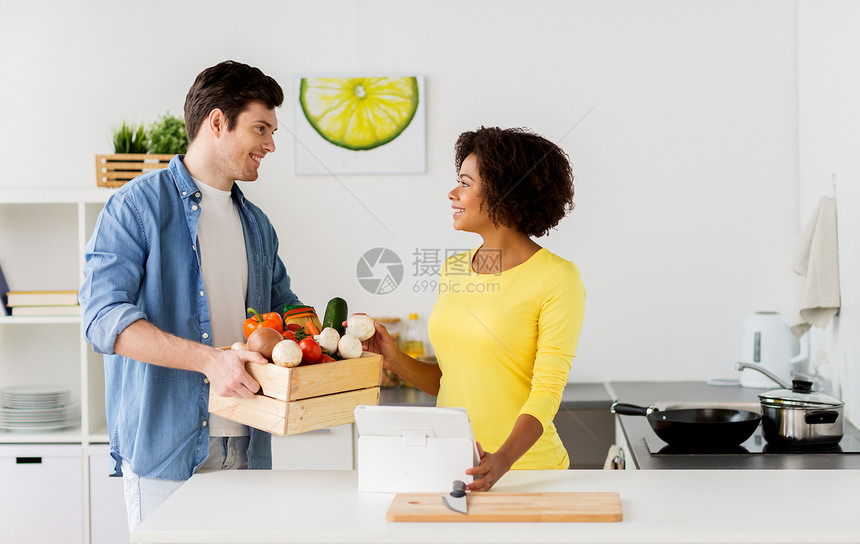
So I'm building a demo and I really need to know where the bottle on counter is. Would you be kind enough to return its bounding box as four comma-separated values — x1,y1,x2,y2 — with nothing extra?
403,313,425,360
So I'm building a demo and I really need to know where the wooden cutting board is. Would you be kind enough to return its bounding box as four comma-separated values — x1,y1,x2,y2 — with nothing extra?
386,492,622,522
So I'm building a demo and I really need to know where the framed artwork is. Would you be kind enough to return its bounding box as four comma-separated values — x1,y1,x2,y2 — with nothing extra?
294,74,426,175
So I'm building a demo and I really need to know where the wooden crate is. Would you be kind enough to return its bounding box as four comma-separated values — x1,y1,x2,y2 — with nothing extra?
94,154,174,187
208,352,383,436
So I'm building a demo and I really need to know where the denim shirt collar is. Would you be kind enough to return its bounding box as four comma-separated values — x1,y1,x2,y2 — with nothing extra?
168,154,249,208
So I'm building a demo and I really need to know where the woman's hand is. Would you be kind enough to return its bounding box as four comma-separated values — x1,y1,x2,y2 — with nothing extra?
465,442,513,492
360,321,400,369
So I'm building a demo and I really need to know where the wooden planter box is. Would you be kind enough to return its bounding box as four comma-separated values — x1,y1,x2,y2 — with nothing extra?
209,352,383,436
94,154,174,187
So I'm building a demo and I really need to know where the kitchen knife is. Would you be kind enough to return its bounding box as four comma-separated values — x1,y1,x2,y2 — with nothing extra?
441,480,468,514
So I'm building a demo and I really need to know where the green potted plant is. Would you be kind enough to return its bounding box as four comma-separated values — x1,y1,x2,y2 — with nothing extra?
96,115,183,187
147,112,188,155
112,121,149,154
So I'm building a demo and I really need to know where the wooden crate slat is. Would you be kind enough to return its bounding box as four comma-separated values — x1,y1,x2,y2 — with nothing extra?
209,386,380,436
101,170,164,180
285,387,379,435
100,161,171,170
246,353,383,402
94,154,175,187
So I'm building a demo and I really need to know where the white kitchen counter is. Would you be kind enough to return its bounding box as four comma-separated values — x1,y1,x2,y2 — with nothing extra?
132,469,860,543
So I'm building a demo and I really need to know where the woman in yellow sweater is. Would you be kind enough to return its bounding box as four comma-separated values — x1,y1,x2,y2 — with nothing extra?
365,126,585,491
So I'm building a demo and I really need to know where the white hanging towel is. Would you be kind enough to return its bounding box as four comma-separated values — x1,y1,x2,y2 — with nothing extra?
790,196,841,338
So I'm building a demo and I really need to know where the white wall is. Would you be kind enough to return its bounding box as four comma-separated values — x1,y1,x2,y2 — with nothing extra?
797,0,860,424
1,1,804,383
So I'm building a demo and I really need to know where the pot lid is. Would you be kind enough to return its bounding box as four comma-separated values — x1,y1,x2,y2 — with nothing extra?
758,380,844,408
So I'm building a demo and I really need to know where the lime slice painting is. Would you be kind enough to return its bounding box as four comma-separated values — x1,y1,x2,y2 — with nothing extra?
295,74,426,175
300,77,419,150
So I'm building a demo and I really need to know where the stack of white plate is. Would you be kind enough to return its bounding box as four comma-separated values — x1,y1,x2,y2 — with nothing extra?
0,386,80,432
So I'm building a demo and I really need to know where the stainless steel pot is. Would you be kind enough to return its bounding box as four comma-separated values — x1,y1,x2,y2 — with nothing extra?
758,380,844,447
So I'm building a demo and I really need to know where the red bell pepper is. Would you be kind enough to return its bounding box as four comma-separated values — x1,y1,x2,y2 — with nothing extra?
243,307,284,339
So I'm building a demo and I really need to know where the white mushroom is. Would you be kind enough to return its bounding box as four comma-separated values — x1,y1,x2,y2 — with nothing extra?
346,314,376,341
317,327,340,355
337,334,363,359
272,339,303,368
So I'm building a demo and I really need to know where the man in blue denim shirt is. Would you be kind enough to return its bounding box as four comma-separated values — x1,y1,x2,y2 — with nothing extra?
79,61,300,530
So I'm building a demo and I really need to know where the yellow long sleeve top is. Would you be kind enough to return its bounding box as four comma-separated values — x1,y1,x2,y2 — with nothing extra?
427,247,585,470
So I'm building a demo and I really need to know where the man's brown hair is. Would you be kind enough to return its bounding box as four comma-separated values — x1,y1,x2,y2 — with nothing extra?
184,60,283,144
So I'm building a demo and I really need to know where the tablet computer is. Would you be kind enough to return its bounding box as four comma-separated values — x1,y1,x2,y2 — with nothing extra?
354,405,481,492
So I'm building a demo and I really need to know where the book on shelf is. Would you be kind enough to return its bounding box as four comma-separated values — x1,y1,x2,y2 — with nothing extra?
0,262,8,316
10,305,82,317
6,290,79,307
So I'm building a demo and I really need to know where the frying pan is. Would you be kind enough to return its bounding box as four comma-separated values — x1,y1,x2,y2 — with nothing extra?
611,402,761,449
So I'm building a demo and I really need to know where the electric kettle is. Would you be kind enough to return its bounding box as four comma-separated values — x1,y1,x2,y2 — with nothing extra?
738,312,809,388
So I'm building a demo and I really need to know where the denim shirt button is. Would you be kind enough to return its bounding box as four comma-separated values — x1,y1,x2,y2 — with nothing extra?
192,205,199,211
195,192,201,198
203,378,209,384
199,290,205,296
202,420,208,427
202,332,209,339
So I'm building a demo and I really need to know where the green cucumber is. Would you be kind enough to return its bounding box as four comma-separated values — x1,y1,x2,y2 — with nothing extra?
322,297,348,336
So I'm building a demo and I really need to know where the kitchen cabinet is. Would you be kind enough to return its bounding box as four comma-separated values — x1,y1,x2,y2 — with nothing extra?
0,190,113,544
88,445,130,544
555,383,615,469
271,423,354,470
0,444,83,544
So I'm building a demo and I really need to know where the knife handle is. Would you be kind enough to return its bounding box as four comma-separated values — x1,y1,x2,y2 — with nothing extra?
451,480,466,497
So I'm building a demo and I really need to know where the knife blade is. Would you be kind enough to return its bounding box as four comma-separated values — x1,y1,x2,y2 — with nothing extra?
441,480,468,514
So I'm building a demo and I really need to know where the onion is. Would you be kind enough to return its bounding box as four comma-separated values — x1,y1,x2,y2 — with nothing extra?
246,327,285,362
346,314,376,341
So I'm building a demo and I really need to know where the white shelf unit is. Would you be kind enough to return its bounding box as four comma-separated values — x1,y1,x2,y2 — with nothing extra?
0,188,356,543
0,188,116,544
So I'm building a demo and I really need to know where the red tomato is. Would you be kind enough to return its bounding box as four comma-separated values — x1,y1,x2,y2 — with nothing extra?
299,338,322,364
320,354,336,364
285,323,302,332
282,330,297,342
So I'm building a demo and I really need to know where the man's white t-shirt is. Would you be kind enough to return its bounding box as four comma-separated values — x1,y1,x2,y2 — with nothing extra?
194,180,249,437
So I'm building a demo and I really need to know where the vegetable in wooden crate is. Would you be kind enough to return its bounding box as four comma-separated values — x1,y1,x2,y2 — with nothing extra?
272,340,303,368
246,327,284,362
338,334,363,359
283,305,322,331
317,327,340,355
243,307,283,339
299,338,323,364
322,297,349,336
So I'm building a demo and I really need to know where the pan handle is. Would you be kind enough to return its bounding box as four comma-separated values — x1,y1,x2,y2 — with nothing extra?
804,410,839,425
611,402,657,417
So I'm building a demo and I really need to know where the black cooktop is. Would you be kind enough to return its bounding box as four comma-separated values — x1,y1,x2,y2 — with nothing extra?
645,425,860,455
